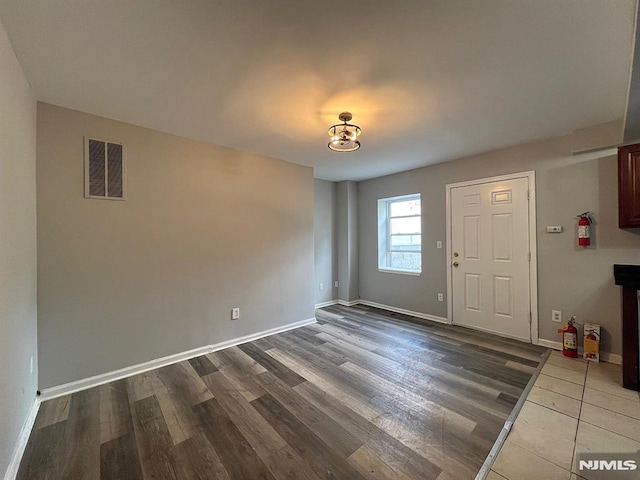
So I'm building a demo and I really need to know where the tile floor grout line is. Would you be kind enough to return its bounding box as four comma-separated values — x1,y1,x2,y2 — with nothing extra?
498,424,576,474
531,384,582,400
569,360,589,478
536,373,585,387
520,399,579,419
582,384,640,400
530,376,584,394
580,398,640,417
525,398,580,418
577,417,640,443
505,431,575,474
475,348,551,480
505,427,579,474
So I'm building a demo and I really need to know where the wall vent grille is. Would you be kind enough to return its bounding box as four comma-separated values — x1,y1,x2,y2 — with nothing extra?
84,137,126,200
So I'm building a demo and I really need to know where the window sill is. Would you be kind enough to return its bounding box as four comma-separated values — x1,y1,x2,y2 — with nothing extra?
378,268,422,277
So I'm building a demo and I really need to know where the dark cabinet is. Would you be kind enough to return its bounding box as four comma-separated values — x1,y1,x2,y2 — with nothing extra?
618,144,640,228
614,264,640,391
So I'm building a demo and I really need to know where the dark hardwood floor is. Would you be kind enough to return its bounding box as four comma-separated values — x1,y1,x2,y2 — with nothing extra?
18,305,547,479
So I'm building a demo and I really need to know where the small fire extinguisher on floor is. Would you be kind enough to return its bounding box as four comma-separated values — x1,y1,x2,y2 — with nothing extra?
558,316,578,358
577,212,593,247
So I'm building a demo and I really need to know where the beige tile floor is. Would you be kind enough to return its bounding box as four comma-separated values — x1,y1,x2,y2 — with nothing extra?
489,351,640,480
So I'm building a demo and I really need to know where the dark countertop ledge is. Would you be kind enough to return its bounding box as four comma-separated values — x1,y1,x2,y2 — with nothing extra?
614,264,640,289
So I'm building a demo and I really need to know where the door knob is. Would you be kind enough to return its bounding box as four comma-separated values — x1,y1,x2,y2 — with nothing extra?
453,262,459,267
453,252,459,257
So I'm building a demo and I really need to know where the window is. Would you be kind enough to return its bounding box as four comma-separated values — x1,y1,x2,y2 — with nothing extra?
84,137,126,200
378,194,421,274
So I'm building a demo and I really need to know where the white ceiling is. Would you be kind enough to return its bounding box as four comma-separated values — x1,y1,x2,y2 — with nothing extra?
0,1,636,181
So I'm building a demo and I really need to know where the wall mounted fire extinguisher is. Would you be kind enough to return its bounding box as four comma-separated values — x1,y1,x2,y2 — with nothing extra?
558,316,578,358
577,212,593,247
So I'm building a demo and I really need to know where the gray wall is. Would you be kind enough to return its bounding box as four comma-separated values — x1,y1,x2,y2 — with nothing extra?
0,19,38,477
358,121,639,355
337,181,359,302
37,103,315,389
314,179,338,305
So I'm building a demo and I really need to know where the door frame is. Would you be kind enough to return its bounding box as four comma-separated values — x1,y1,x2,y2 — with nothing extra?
445,171,539,344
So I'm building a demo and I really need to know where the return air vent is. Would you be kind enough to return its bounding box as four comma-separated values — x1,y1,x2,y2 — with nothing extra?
84,137,126,200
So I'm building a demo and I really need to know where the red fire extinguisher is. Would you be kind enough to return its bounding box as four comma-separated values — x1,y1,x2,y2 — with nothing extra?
577,212,592,247
558,316,578,358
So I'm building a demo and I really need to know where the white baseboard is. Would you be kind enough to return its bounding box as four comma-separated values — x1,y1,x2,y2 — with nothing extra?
208,317,317,354
357,299,450,324
329,297,450,324
4,397,40,480
39,317,316,401
536,339,562,350
337,299,361,307
315,300,339,308
600,352,622,365
39,344,213,401
536,338,622,365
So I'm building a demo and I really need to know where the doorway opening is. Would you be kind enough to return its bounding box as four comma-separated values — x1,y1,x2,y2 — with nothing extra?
446,171,538,343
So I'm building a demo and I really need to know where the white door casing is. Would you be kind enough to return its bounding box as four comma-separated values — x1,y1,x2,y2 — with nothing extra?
446,172,537,342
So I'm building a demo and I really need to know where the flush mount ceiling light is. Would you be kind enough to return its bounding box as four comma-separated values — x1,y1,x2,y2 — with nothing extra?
328,112,361,152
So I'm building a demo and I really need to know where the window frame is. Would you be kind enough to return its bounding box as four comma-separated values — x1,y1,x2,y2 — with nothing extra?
377,193,422,275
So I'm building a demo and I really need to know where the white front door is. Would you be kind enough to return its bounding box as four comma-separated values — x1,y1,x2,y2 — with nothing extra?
450,176,531,341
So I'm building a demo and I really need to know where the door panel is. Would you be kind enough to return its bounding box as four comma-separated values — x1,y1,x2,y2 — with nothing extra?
463,216,480,259
451,177,531,341
465,274,481,311
493,275,513,317
492,214,512,261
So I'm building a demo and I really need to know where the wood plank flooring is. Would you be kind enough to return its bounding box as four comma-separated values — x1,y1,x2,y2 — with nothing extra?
18,305,547,479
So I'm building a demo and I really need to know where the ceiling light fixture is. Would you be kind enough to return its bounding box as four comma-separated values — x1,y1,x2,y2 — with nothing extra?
328,112,361,152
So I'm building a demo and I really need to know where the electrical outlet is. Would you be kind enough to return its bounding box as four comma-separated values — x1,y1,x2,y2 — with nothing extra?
334,281,338,288
551,310,562,323
319,283,324,291
436,241,442,249
231,308,240,320
437,293,444,302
